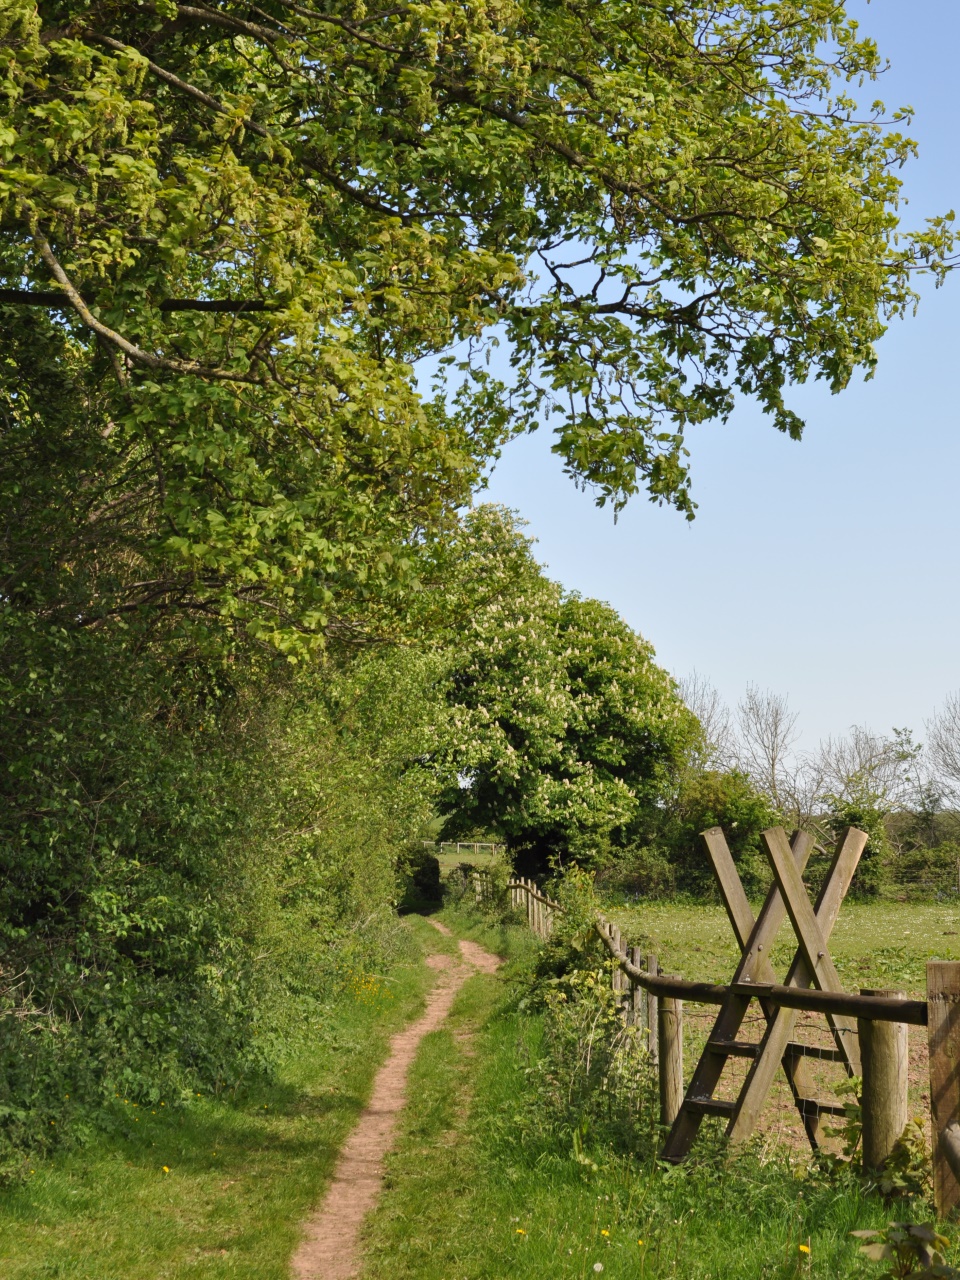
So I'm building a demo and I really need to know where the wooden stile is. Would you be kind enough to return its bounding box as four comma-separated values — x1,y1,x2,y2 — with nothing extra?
662,825,866,1163
503,827,921,1171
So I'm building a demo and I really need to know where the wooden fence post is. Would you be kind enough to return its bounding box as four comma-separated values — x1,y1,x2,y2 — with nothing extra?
628,947,642,1027
859,989,908,1172
610,925,623,1002
928,962,960,1216
647,954,659,1064
658,994,683,1128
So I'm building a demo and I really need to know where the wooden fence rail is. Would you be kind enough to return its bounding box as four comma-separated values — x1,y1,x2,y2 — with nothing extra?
467,831,960,1217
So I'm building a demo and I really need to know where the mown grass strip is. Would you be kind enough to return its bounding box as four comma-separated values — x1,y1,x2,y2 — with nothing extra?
0,915,445,1280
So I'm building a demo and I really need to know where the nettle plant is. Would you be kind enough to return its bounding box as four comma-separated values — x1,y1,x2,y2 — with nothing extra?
853,1223,960,1279
521,964,655,1162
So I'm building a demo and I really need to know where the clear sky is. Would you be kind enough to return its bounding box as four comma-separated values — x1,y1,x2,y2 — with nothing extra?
481,0,960,752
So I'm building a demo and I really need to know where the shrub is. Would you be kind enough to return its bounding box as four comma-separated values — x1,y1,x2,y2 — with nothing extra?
649,769,779,897
0,628,441,1173
606,846,677,898
399,848,443,907
519,965,655,1161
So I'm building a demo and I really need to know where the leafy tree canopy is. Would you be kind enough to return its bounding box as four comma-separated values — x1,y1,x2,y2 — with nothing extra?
1,0,954,646
437,507,696,873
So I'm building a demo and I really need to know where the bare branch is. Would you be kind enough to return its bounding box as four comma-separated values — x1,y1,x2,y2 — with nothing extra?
734,684,799,812
678,670,733,771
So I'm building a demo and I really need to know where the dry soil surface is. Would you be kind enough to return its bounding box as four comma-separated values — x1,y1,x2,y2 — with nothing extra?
289,920,499,1280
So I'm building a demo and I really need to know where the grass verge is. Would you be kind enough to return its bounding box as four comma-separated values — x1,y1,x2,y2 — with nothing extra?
358,904,944,1280
0,914,442,1280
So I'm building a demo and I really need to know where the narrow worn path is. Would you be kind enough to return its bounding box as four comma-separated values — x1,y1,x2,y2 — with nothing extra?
289,920,500,1280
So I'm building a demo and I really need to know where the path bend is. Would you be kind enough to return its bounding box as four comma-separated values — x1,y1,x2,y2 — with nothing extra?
290,920,499,1280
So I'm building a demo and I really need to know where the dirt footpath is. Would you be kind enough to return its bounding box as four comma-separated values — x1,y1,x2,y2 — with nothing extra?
290,920,499,1280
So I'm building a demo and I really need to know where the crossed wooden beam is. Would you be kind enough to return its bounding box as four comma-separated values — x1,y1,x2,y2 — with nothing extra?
661,824,869,1163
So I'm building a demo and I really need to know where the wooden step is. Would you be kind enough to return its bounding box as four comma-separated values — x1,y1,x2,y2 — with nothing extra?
685,1097,736,1117
785,1042,846,1063
796,1097,850,1119
706,1039,759,1059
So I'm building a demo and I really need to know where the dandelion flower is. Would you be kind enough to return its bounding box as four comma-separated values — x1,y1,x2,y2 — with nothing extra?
600,1230,609,1237
515,1229,526,1236
162,1166,170,1173
799,1244,810,1254
638,1240,644,1247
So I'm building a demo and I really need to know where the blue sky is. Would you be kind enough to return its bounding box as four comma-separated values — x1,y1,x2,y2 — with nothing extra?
481,0,960,751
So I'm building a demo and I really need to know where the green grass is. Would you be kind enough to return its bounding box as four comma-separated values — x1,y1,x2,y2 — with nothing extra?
7,901,958,1280
357,902,955,1280
0,914,443,1280
436,847,502,874
604,899,960,996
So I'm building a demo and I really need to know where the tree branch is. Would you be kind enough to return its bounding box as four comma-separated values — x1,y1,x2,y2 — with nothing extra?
0,288,275,312
88,33,271,137
31,232,263,383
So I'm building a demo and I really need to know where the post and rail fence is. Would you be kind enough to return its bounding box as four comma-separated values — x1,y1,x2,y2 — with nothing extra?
466,826,960,1218
425,840,506,860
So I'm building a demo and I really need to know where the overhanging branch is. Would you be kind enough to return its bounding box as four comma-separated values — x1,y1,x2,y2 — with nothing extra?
0,289,276,312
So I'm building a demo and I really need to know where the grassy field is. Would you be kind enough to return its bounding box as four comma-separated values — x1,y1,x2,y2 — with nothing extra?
434,845,505,874
605,899,960,995
357,902,923,1280
0,915,443,1280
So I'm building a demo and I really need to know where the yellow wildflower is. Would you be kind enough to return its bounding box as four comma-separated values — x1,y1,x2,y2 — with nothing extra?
799,1244,810,1254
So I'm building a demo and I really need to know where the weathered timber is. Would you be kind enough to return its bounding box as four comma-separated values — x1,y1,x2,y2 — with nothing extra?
646,953,659,1064
941,1123,960,1189
594,928,926,1023
928,962,960,1216
859,989,908,1173
725,827,867,1150
763,826,862,1071
662,828,815,1161
628,948,643,1027
658,995,683,1128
